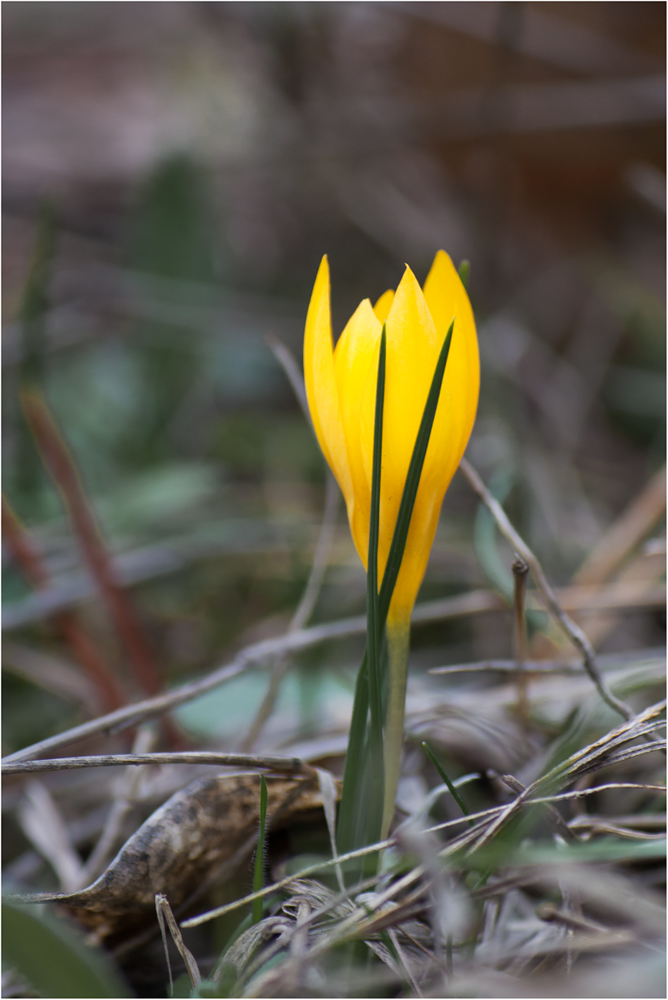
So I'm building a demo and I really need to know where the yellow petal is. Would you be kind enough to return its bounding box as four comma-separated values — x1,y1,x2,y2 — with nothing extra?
303,256,353,504
373,289,394,324
388,251,480,623
304,251,480,629
422,249,480,488
333,299,382,566
362,267,438,596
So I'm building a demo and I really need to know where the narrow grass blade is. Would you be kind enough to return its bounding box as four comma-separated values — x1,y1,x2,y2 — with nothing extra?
338,332,387,859
18,201,57,387
339,322,455,855
337,652,369,855
378,320,455,626
337,326,387,860
421,741,474,827
457,259,470,290
252,774,268,924
16,201,58,504
366,329,386,826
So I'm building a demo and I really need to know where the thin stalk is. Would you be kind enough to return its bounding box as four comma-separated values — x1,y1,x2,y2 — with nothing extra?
340,321,456,848
378,321,455,626
382,622,410,835
366,329,387,836
337,332,389,859
336,653,370,855
378,321,455,834
512,556,530,724
252,775,268,924
421,742,475,828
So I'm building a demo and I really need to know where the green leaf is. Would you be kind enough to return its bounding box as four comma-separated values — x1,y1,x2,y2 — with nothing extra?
365,328,386,842
421,742,474,827
336,650,370,856
338,321,456,858
457,260,470,290
337,332,389,863
456,836,667,872
367,329,386,733
378,320,455,626
2,898,131,998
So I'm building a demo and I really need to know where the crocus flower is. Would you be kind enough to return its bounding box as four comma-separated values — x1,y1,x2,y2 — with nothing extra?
304,250,479,626
304,251,479,833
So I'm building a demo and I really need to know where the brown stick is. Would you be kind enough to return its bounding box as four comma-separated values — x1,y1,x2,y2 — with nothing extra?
459,457,634,722
512,556,530,724
2,751,317,777
21,392,163,701
2,496,125,712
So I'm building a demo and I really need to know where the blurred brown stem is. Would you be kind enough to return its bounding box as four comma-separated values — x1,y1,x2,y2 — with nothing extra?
512,556,530,725
574,467,666,586
2,496,126,712
3,750,317,777
21,392,163,700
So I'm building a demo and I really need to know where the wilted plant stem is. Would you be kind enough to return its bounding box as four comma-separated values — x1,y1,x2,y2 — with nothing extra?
512,556,530,724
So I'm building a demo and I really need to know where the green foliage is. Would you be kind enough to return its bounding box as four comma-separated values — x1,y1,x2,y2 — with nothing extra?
125,154,218,464
337,321,455,858
131,154,216,283
2,898,131,998
421,741,474,827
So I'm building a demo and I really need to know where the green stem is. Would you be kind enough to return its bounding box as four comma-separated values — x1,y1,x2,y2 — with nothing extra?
366,330,386,834
381,620,410,837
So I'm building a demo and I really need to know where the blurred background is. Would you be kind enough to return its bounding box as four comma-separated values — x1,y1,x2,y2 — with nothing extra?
2,2,665,755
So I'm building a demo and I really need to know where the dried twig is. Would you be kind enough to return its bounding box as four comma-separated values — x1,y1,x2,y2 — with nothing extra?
79,726,156,885
430,648,665,675
155,893,201,994
512,557,530,723
459,457,634,721
501,774,580,843
2,751,317,778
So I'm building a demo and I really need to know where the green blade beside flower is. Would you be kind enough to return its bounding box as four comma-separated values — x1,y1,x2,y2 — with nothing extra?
337,331,387,861
366,328,386,802
337,321,456,854
379,320,455,625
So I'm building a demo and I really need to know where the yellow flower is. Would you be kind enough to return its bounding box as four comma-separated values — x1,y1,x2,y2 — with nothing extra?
304,250,479,627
